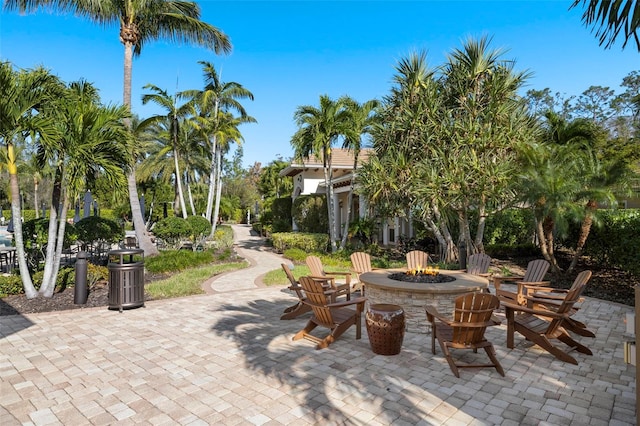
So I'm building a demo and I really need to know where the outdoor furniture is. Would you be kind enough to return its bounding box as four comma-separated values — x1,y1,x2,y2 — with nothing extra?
525,279,596,338
466,253,491,277
492,259,550,305
426,292,505,378
280,263,312,320
305,255,351,300
406,250,429,270
350,251,376,296
366,304,405,355
504,270,593,365
0,247,16,273
292,276,366,350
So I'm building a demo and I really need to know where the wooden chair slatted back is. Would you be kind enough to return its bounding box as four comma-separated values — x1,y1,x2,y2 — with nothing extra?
350,252,372,274
522,259,550,282
299,276,334,327
281,263,304,299
305,255,325,277
452,292,500,345
544,270,592,335
467,253,491,276
406,250,429,270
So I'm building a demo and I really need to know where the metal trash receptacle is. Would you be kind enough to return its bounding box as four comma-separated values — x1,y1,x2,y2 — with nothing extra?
108,249,145,312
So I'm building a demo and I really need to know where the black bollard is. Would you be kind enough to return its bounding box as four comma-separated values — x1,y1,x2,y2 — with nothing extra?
74,251,88,304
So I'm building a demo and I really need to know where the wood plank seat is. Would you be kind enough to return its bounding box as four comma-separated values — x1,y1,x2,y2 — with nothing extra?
406,250,429,270
293,276,366,350
426,292,504,378
350,251,378,296
466,253,491,277
504,270,593,364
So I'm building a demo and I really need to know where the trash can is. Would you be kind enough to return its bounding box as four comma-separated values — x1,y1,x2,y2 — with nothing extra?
108,249,144,312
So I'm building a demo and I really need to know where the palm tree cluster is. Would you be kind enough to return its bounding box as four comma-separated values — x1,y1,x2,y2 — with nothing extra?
290,95,378,252
352,36,638,270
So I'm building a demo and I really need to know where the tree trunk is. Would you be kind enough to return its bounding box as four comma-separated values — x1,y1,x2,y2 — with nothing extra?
474,199,487,253
205,101,220,222
41,192,69,298
431,202,457,263
123,41,158,257
340,157,359,249
210,146,223,237
7,143,37,298
186,171,196,216
568,200,597,272
34,179,39,219
173,148,187,218
324,153,337,253
39,169,62,297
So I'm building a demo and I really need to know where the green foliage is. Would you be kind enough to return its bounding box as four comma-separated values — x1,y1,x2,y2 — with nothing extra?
270,197,293,232
186,215,212,241
292,195,328,233
145,249,216,274
0,274,23,297
565,209,640,275
213,225,234,250
283,247,308,263
75,216,123,248
271,232,329,253
87,263,108,287
153,217,192,248
485,243,540,258
348,217,377,246
484,209,536,245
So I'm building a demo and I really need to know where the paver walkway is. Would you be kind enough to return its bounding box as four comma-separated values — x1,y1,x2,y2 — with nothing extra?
0,224,636,425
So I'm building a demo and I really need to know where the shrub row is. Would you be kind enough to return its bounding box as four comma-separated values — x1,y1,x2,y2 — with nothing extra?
270,232,329,253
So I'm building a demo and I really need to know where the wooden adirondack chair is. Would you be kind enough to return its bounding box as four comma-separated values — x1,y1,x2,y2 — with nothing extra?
492,259,550,305
305,255,351,300
426,292,505,378
504,270,593,365
406,250,429,270
350,252,374,296
293,276,366,349
466,253,491,277
279,263,313,320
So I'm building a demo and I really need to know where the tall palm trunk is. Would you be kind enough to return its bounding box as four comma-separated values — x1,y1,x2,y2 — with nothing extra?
7,143,36,298
123,41,158,256
186,171,197,216
474,198,487,253
340,156,359,249
324,153,337,252
568,200,597,272
210,146,223,236
205,134,217,221
173,147,187,218
39,169,62,297
34,177,40,219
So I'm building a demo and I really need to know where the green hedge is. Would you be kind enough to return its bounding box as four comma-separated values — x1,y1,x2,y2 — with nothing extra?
292,195,328,233
270,232,329,253
565,209,640,276
483,208,535,246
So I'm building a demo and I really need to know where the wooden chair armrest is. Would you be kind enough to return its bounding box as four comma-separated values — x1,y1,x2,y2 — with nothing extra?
493,274,524,284
324,271,352,277
517,280,551,287
425,306,450,324
502,302,569,319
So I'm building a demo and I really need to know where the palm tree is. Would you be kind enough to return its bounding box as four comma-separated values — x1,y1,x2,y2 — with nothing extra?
141,84,194,218
188,61,254,223
291,95,351,252
5,0,232,257
571,0,640,51
339,96,379,249
0,62,60,298
37,80,131,297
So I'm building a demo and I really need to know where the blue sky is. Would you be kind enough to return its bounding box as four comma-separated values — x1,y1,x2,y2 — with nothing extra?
1,1,637,169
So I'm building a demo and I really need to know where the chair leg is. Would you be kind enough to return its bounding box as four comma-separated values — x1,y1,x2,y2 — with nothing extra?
442,342,460,378
558,333,593,355
483,345,505,377
293,321,317,341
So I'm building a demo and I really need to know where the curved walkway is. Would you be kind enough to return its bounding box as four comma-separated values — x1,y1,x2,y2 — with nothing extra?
203,224,285,293
0,227,636,425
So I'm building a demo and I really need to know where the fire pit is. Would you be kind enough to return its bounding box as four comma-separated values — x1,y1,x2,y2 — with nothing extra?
388,268,456,284
359,269,489,333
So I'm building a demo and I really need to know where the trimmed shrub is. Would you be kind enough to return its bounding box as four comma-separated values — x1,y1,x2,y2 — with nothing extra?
75,216,123,249
271,197,293,232
186,215,212,242
483,208,535,246
213,225,234,250
271,232,329,253
153,217,192,249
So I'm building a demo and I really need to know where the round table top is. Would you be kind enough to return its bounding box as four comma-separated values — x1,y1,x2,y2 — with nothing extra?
359,268,489,294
